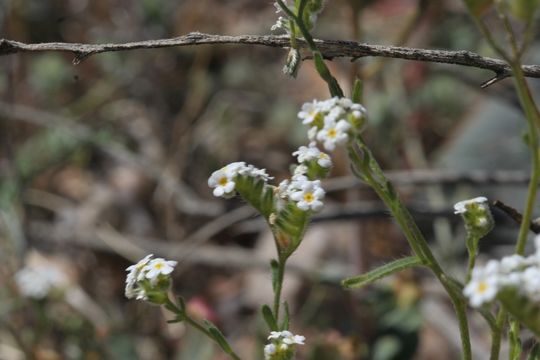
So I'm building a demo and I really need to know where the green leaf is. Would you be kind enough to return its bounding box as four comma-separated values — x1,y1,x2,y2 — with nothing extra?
261,305,278,331
204,321,235,355
313,51,344,98
342,256,422,289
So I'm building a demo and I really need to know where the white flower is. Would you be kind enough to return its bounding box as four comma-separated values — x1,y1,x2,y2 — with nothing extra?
125,255,177,300
292,145,332,168
264,343,277,360
298,101,323,125
15,265,68,299
522,267,540,301
283,333,305,345
239,164,273,181
290,180,325,212
208,162,249,198
500,254,525,273
316,118,351,151
463,267,499,307
145,258,177,283
264,330,305,359
453,196,488,214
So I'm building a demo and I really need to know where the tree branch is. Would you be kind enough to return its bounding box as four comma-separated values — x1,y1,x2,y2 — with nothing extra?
2,32,540,81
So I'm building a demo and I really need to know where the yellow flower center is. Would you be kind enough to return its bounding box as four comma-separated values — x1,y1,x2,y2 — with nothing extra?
477,281,488,294
327,128,337,138
303,192,314,203
218,177,228,186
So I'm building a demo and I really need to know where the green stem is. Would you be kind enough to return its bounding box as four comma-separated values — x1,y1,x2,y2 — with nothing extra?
510,62,540,255
465,235,479,283
164,298,242,360
490,309,507,360
273,257,287,321
348,140,472,360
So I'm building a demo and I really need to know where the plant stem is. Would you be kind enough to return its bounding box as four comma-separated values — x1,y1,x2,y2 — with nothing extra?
164,298,242,360
510,61,540,255
490,309,507,360
349,139,472,360
273,257,287,321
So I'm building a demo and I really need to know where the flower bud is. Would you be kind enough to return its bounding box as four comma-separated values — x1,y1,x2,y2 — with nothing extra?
454,196,494,239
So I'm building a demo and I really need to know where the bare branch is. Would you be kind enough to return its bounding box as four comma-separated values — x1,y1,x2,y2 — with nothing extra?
2,32,540,80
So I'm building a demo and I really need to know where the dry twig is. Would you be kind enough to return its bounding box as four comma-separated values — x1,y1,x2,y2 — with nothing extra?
2,32,540,84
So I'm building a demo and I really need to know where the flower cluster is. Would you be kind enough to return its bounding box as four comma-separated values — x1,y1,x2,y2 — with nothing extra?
15,265,69,299
298,97,367,151
464,236,540,307
208,162,273,199
125,254,177,303
264,330,305,360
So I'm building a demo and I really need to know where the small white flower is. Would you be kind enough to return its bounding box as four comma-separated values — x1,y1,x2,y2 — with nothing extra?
298,101,323,125
208,162,248,198
239,164,274,181
264,343,277,360
264,330,305,359
453,196,488,214
145,258,177,283
316,118,351,151
500,254,525,273
290,180,325,212
522,267,540,301
464,267,499,307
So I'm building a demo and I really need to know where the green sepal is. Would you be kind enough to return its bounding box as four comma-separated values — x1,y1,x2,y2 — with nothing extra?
274,201,310,254
234,175,275,219
262,304,279,331
204,320,235,355
342,256,422,289
280,301,290,330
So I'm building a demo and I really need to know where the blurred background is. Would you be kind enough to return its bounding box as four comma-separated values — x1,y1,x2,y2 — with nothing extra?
1,0,539,359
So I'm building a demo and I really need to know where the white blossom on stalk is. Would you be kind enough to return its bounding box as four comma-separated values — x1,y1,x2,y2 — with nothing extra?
316,118,351,151
145,258,178,284
290,179,325,212
125,254,177,302
264,330,305,360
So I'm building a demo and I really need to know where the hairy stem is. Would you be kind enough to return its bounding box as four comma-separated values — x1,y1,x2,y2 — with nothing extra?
273,257,287,321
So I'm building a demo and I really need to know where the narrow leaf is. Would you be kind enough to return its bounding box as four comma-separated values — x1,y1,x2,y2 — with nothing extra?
204,320,234,354
261,305,278,331
342,256,422,289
